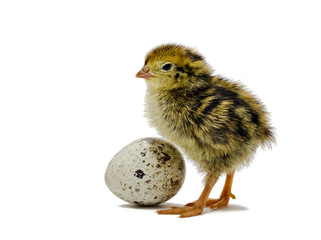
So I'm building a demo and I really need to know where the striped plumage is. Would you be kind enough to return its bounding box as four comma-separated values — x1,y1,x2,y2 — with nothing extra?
136,44,275,217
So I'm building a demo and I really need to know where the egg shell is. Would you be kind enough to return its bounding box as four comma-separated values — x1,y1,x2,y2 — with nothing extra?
105,137,185,206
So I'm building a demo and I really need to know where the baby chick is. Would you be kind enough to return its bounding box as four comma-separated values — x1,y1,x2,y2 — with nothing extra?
136,44,274,218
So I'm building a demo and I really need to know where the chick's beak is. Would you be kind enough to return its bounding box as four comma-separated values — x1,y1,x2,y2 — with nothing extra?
136,66,154,79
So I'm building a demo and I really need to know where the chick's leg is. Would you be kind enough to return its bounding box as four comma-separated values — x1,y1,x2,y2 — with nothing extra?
206,171,236,209
157,174,218,218
185,171,235,208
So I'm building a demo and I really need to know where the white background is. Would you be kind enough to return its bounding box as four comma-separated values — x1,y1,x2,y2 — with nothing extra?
1,0,320,239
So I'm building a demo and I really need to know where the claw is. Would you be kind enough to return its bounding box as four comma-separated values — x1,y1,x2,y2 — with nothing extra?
157,204,206,218
157,205,203,217
230,193,236,199
179,207,203,218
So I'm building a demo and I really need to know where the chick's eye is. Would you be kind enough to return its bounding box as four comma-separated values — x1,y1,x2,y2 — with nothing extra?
162,63,173,71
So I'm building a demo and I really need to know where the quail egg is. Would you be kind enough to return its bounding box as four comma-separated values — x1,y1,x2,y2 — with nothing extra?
105,138,185,206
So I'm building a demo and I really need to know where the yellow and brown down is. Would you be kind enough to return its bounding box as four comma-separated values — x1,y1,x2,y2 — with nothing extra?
137,44,275,177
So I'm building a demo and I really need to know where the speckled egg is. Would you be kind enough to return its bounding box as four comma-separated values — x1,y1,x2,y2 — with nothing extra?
105,137,185,206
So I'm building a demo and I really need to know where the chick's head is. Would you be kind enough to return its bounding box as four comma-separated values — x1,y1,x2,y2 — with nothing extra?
136,44,213,90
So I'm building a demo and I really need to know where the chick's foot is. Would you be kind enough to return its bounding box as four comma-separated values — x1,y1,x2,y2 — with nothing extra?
157,174,218,218
185,192,236,208
157,200,208,218
208,193,235,210
185,171,235,210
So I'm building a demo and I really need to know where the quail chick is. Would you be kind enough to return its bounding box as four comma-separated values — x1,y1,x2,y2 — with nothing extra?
136,44,275,218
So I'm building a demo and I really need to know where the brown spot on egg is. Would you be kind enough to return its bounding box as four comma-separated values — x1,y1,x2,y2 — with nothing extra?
170,178,180,187
157,145,164,151
134,169,145,179
149,147,158,154
158,152,171,163
141,150,146,157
